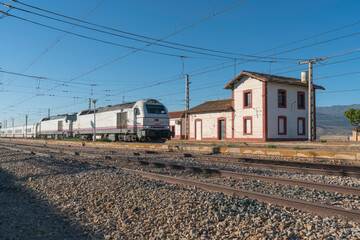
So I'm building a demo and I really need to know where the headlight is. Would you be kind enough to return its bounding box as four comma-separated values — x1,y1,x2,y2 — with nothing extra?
166,126,170,129
144,126,150,129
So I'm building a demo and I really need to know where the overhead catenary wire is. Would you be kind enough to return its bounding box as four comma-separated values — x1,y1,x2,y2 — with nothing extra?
9,5,360,101
0,0,251,114
3,0,105,89
2,3,304,62
1,12,210,59
271,47,360,73
4,2,360,119
8,0,304,62
275,56,360,75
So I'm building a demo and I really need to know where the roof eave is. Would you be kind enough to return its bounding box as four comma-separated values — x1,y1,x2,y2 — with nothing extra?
187,108,234,114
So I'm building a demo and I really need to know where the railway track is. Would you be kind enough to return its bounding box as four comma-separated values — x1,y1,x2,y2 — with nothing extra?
1,142,360,222
2,143,359,196
2,140,360,178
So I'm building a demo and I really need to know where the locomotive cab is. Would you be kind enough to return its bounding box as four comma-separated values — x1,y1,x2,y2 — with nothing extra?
132,99,171,141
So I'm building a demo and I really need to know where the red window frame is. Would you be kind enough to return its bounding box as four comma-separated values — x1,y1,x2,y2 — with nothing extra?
278,89,287,108
297,117,305,135
278,116,287,135
243,90,252,109
297,91,305,110
243,116,253,135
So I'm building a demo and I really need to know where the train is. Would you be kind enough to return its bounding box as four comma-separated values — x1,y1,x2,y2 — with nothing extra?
0,99,172,142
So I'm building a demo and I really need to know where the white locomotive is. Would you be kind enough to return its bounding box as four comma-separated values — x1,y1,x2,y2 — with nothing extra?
0,99,172,142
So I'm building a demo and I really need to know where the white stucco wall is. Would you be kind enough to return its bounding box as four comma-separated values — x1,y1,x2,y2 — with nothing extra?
170,118,184,137
267,83,308,139
189,111,232,140
233,76,264,139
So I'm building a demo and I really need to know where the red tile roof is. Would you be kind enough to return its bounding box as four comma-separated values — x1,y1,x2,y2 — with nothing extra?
224,70,325,90
187,98,233,114
169,111,185,119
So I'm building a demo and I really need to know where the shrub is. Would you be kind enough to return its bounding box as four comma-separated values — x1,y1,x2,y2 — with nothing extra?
293,146,302,150
320,139,327,143
267,144,277,149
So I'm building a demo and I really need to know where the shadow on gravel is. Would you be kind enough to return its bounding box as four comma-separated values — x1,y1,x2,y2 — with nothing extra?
0,167,94,240
0,153,25,158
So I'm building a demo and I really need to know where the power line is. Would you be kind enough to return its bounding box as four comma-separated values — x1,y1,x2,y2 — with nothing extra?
318,88,360,94
253,21,360,56
0,69,46,79
2,12,203,59
314,71,360,80
3,3,303,62
8,0,302,62
272,47,360,73
276,56,360,75
1,0,250,113
3,0,105,89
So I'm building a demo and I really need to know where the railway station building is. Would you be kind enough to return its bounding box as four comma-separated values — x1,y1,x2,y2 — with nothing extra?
170,70,324,141
169,111,186,139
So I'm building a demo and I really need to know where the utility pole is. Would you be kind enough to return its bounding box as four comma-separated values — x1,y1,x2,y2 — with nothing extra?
48,109,50,118
92,99,97,142
299,57,325,141
25,115,28,139
185,74,190,140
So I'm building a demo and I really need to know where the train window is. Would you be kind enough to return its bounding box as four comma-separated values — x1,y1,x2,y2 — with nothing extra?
146,105,166,114
134,108,140,115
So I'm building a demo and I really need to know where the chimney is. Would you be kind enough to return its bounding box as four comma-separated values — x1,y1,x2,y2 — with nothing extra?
301,71,308,82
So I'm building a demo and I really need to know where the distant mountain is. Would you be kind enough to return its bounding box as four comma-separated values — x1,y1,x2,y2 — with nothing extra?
316,104,360,115
316,104,359,136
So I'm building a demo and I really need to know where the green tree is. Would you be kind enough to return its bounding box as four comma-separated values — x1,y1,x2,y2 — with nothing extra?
344,108,360,141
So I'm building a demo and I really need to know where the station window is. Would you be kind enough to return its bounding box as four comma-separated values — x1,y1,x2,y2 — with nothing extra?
297,91,305,109
297,117,305,135
278,89,287,108
243,117,252,135
278,116,287,135
243,90,252,108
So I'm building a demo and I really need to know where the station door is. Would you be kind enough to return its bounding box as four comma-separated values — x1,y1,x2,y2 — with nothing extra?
219,120,225,140
195,121,202,140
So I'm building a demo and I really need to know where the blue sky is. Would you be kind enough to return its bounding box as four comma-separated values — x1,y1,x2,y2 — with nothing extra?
0,0,359,126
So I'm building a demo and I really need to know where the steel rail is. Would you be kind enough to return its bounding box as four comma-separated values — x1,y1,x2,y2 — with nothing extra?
123,168,360,222
4,140,360,177
2,144,360,222
2,144,359,196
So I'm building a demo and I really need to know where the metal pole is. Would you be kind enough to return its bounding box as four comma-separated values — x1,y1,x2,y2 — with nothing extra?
48,109,50,118
185,74,189,140
92,99,97,142
25,115,28,139
308,62,313,141
299,57,324,141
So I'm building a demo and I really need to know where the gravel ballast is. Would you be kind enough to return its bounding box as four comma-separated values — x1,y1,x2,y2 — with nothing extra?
1,148,360,239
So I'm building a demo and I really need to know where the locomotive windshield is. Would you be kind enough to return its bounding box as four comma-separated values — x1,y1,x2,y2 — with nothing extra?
146,105,166,114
